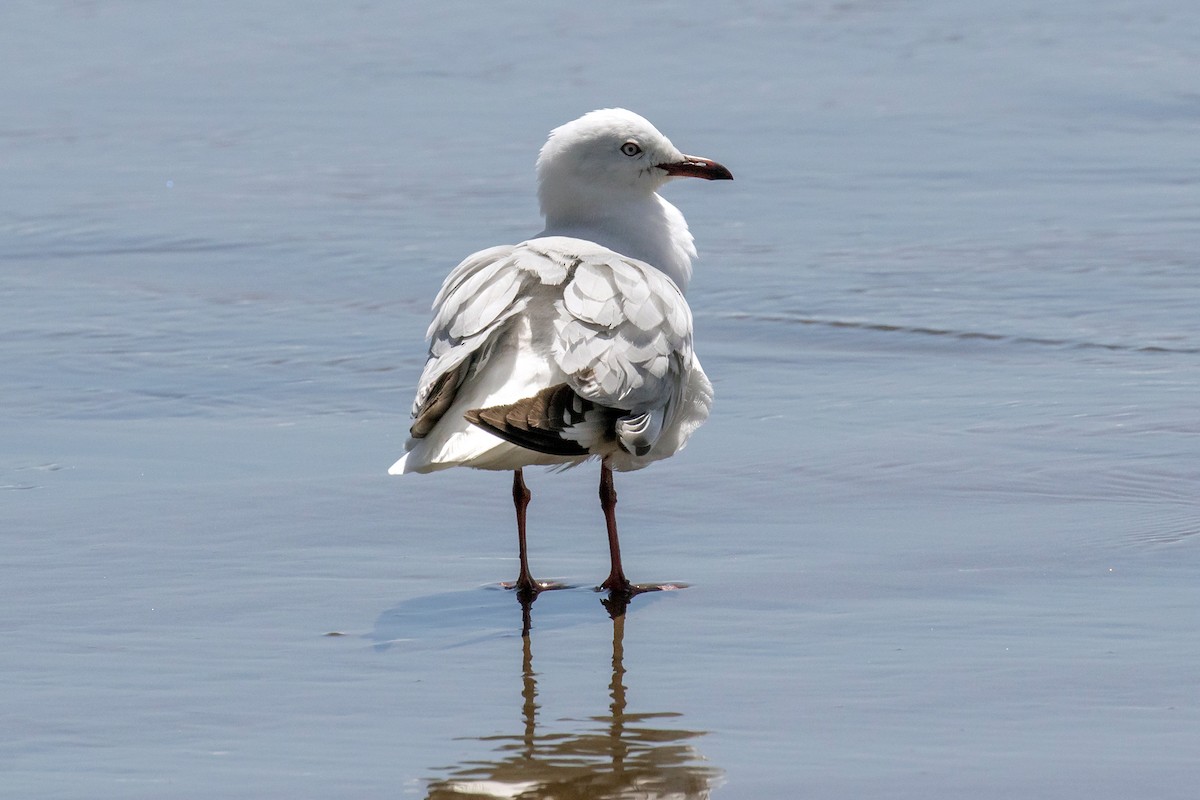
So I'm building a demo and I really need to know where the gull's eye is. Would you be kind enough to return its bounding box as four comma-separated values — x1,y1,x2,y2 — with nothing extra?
620,141,642,157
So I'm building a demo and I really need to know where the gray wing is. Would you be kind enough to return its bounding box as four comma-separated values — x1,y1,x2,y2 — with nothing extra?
547,239,695,456
553,246,691,406
408,242,574,437
409,237,695,458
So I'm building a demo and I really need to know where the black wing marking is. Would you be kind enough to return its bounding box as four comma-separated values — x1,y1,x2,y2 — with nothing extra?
464,383,627,457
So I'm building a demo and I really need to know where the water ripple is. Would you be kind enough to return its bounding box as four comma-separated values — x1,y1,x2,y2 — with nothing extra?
714,311,1200,356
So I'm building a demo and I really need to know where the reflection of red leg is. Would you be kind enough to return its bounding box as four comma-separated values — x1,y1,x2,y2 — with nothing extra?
599,464,633,595
512,469,535,594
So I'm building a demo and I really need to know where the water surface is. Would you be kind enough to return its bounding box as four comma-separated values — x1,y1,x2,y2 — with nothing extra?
3,1,1198,797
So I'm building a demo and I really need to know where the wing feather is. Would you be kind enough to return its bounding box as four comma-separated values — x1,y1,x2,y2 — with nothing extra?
551,246,693,414
405,235,702,461
410,246,533,431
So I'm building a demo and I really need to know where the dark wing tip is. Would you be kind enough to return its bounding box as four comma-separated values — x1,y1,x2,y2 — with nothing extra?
466,383,620,457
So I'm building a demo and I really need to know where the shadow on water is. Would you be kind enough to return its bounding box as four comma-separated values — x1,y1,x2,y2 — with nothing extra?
367,584,683,651
423,606,723,800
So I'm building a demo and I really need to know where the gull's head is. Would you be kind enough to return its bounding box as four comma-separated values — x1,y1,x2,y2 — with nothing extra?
536,108,732,219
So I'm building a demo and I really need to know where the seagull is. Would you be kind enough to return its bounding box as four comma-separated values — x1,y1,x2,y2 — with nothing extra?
389,108,732,598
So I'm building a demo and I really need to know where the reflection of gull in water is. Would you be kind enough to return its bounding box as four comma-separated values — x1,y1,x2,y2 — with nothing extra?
425,612,721,799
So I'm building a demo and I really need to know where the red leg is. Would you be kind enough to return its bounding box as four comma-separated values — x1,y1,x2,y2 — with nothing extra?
599,464,633,595
512,468,536,595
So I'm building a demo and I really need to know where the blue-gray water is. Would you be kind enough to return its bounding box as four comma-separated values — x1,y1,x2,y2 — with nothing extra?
3,2,1198,798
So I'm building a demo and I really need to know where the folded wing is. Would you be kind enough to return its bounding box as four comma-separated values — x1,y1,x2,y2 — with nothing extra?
407,236,703,464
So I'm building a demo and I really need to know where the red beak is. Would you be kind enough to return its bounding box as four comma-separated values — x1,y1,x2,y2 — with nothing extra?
657,155,734,181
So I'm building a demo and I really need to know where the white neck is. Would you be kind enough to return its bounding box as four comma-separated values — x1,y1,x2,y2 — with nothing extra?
537,191,697,294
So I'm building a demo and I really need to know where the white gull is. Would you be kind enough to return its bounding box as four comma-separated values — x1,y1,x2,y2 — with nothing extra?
389,108,732,597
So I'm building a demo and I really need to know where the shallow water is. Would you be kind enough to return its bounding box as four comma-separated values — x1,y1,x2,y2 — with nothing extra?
3,1,1199,797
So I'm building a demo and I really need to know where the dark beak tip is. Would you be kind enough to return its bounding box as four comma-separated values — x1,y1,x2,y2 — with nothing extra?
659,156,734,182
